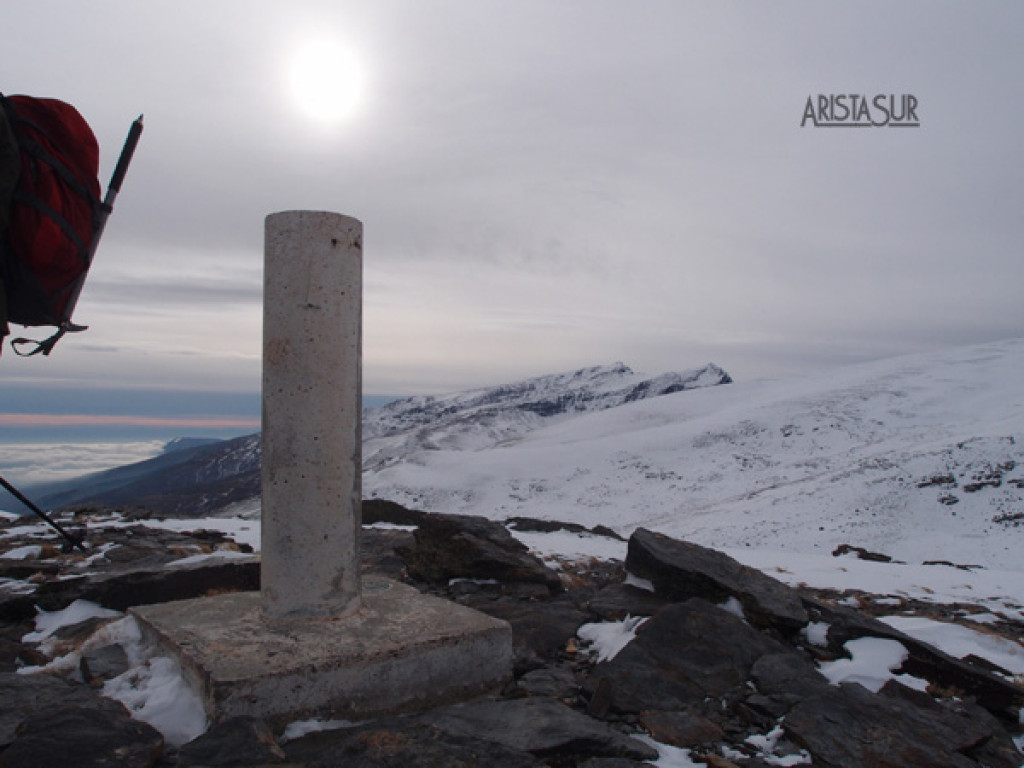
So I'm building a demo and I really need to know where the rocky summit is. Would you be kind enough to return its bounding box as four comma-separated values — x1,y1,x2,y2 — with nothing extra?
1,502,1022,767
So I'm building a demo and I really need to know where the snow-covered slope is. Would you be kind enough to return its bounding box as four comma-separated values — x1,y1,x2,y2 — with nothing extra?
363,362,732,471
364,339,1024,571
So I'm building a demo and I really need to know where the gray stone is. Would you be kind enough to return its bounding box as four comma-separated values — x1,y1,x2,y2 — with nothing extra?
784,681,1013,768
0,705,163,768
283,720,543,768
399,513,562,590
750,652,830,699
637,709,724,748
32,556,260,612
80,643,131,685
0,672,129,747
586,582,670,621
626,528,808,632
419,696,659,762
176,716,286,767
591,598,788,713
517,665,580,698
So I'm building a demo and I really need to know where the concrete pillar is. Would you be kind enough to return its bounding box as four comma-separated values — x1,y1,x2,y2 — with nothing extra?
261,211,362,620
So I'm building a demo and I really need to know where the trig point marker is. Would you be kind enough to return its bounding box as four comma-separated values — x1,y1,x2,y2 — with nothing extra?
130,211,512,726
262,210,363,620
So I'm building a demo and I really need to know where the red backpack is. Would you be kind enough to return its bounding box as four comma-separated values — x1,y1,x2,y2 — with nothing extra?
0,93,141,356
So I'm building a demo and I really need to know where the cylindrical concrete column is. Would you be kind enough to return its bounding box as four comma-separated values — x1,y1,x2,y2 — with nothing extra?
262,211,362,620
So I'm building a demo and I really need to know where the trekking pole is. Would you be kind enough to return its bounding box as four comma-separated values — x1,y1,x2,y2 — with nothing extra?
60,113,144,328
90,113,144,264
0,472,87,552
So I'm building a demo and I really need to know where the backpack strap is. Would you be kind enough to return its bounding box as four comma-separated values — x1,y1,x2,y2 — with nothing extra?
10,320,87,356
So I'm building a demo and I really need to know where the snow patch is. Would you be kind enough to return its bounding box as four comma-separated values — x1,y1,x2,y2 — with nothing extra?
818,636,929,693
577,615,649,662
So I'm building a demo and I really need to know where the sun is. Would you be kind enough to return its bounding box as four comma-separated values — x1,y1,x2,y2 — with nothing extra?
289,39,363,123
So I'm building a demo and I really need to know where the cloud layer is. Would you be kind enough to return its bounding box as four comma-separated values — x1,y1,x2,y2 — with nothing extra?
2,1,1022,397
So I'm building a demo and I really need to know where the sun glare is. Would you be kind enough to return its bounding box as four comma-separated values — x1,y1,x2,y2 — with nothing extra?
289,39,363,123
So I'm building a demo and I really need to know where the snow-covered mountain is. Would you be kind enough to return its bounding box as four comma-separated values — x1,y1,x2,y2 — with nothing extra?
363,362,732,471
31,362,731,515
364,340,1024,572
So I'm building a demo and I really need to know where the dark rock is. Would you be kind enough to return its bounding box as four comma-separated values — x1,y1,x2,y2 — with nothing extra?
0,635,46,672
637,709,724,748
505,517,625,541
398,513,562,591
80,643,132,686
0,592,38,623
590,598,788,713
586,583,670,621
0,559,60,580
360,527,415,581
0,705,163,768
0,672,130,747
576,760,656,768
176,716,286,767
750,652,830,700
418,696,659,762
517,664,580,699
784,681,1014,768
832,543,893,562
471,595,590,670
283,720,543,767
31,557,260,612
626,528,808,633
362,498,429,527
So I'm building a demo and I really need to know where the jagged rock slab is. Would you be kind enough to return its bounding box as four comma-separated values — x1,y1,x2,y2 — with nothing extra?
590,597,789,713
283,720,544,768
417,696,659,762
784,681,1021,768
626,528,808,632
32,556,260,612
0,672,131,747
399,513,562,590
0,704,163,768
174,716,288,768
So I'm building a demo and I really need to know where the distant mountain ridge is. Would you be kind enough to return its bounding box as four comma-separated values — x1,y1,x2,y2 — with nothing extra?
33,362,732,516
363,362,732,470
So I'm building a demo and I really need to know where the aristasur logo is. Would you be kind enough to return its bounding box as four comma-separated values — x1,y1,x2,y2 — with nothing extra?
801,94,920,128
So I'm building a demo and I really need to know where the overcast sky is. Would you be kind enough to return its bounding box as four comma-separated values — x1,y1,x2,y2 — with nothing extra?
3,1,1022,407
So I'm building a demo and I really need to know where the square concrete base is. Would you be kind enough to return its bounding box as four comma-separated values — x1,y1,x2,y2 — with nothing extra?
130,579,513,725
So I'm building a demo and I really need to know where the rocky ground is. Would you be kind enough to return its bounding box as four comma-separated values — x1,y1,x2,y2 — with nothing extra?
1,500,1022,767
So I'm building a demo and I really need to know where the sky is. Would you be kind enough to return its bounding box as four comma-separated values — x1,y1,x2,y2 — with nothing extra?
2,1,1023,436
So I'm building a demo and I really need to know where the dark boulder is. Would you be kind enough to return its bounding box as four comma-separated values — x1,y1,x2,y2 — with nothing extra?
31,556,260,612
398,513,562,591
0,672,130,747
625,528,808,633
417,696,659,763
590,598,788,713
0,705,163,768
585,582,670,621
283,719,543,768
176,716,287,767
636,709,724,748
784,680,1019,768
